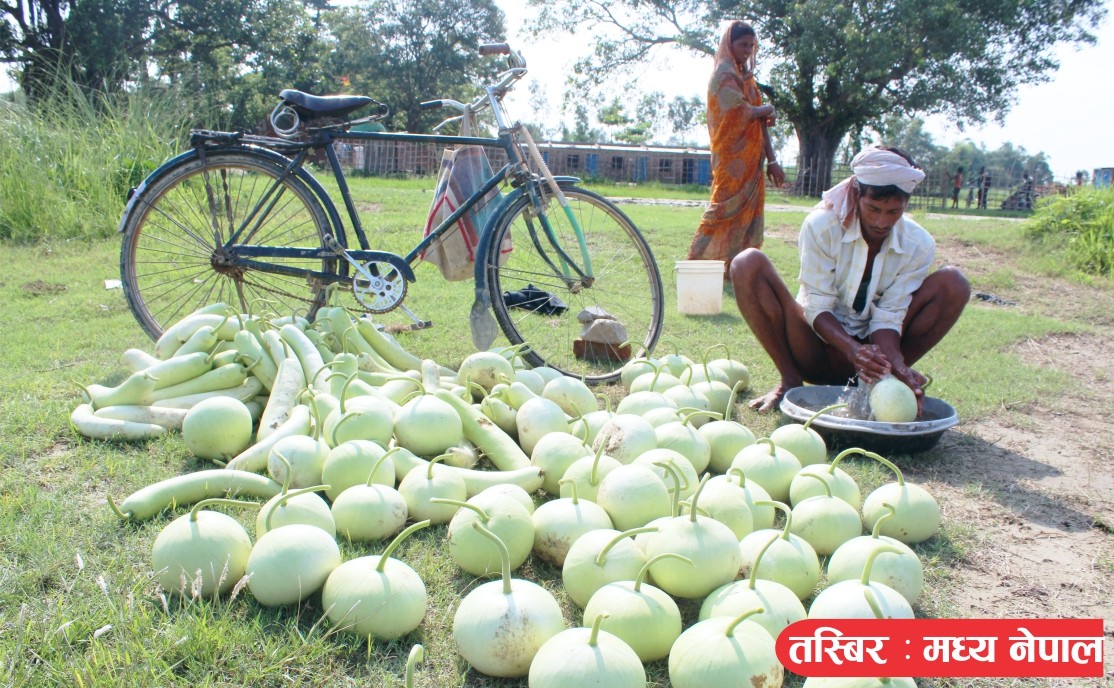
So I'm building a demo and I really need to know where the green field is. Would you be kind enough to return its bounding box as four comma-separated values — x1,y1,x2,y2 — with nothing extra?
0,176,1106,687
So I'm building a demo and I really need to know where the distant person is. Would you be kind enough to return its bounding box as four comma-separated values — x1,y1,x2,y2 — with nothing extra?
687,20,785,274
728,146,970,413
1021,172,1034,209
951,166,964,208
1075,171,1085,187
977,167,992,209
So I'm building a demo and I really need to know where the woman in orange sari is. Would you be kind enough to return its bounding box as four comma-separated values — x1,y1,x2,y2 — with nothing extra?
687,21,784,270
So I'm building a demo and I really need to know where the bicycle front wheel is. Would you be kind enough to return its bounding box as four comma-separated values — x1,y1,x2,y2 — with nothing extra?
486,186,663,384
120,150,337,340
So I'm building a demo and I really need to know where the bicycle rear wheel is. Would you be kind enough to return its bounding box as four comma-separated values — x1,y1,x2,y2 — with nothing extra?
486,186,663,384
120,150,337,339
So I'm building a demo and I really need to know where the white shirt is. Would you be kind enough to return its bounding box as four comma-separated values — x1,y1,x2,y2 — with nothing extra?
795,207,935,339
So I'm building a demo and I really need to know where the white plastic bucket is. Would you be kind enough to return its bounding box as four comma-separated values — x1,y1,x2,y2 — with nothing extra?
675,260,725,315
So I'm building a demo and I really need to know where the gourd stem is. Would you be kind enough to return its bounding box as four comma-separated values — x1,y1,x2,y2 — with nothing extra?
273,448,293,495
725,608,765,637
559,478,579,504
590,443,608,484
429,498,488,521
830,447,866,474
190,497,258,521
377,520,431,572
863,588,886,620
635,553,692,593
655,460,683,517
266,484,329,531
682,409,721,426
106,495,131,520
426,454,448,481
596,526,658,566
404,644,424,688
748,534,778,590
472,521,513,595
587,612,609,647
756,499,793,540
860,545,905,586
364,448,395,487
864,451,905,486
802,472,833,498
688,473,712,523
727,466,747,486
724,379,746,421
871,503,897,539
339,373,357,410
803,402,847,431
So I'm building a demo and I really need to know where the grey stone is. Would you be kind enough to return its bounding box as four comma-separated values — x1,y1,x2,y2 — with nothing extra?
577,306,615,324
580,318,627,344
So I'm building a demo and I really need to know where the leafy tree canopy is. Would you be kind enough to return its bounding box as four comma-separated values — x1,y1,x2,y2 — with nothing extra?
528,0,1106,193
323,0,505,133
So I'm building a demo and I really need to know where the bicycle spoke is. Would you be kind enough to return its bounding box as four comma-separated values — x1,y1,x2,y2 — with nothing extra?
121,152,335,339
487,187,663,382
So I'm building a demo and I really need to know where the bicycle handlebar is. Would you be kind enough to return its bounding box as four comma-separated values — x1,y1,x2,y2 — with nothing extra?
426,43,528,131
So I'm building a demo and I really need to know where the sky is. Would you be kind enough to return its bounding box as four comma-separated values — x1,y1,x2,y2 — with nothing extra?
494,0,1114,180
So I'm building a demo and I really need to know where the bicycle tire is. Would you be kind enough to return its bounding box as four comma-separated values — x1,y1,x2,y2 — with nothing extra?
486,186,663,384
120,150,337,340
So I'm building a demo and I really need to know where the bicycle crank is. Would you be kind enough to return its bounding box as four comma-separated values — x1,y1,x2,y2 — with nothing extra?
321,234,407,313
351,260,407,313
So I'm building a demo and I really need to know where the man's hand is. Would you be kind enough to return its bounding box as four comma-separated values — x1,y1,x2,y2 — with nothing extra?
890,364,928,414
851,343,891,383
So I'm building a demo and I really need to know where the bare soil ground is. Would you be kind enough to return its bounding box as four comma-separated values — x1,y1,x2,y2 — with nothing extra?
919,238,1114,686
757,215,1114,684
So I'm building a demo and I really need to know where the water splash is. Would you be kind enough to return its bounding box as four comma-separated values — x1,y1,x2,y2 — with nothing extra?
835,377,874,420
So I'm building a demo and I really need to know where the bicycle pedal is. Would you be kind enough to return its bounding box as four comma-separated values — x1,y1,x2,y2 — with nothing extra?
384,320,433,334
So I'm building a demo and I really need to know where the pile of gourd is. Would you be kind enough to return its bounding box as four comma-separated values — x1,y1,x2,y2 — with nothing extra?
80,303,939,688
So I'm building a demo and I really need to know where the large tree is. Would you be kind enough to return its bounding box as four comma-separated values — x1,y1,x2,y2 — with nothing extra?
2,0,327,127
529,0,1105,194
323,0,505,133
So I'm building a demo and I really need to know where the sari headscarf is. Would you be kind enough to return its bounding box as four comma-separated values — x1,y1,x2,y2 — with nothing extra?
820,147,926,227
687,20,768,265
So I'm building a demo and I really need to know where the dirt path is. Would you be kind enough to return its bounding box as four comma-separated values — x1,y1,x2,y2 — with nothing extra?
624,196,1113,682
916,251,1114,685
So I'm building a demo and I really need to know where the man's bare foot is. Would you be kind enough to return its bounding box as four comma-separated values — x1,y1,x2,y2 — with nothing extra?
748,383,795,413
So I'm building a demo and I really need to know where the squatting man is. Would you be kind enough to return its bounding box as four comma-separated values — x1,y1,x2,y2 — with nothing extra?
729,147,971,414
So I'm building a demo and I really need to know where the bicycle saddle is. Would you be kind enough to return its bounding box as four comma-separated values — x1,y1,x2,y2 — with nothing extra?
279,89,374,118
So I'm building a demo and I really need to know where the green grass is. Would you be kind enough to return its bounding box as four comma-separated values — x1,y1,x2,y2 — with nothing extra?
0,83,194,243
1,176,1108,687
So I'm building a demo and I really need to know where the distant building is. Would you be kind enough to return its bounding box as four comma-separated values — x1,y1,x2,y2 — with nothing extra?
340,137,712,186
1093,168,1113,188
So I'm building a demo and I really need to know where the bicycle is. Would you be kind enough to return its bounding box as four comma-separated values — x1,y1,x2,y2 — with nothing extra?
117,44,664,384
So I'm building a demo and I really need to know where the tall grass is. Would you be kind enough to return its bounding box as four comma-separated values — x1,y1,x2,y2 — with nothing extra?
0,80,195,242
1024,187,1114,277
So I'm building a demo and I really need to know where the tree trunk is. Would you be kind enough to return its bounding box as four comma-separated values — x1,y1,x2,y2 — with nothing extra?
791,125,846,197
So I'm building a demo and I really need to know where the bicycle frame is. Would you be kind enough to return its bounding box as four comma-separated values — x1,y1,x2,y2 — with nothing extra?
151,124,589,299
118,44,602,329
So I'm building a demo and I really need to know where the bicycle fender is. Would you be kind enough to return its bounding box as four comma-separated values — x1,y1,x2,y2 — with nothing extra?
471,179,580,286
116,145,347,250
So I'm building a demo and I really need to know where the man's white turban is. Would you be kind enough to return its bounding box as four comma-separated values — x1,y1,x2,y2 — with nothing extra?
819,147,925,226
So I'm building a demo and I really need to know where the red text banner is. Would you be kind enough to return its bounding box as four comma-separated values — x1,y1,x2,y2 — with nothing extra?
775,618,1104,678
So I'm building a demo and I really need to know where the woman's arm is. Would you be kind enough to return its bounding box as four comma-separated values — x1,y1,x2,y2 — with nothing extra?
763,122,785,186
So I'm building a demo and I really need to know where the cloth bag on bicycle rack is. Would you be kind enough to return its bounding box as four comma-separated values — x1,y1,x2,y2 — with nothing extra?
420,110,510,281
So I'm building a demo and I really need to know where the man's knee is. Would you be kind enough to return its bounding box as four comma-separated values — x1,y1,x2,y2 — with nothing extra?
728,248,771,287
933,266,971,308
